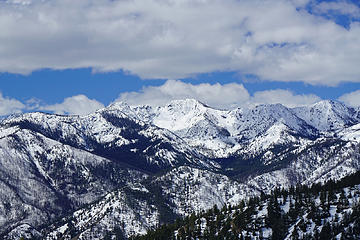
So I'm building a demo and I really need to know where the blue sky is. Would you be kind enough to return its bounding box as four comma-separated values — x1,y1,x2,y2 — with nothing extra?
0,0,360,115
2,69,360,106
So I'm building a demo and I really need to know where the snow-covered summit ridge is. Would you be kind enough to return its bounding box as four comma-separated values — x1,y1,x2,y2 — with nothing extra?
105,99,359,158
0,105,216,171
2,99,359,159
292,100,358,131
109,99,358,130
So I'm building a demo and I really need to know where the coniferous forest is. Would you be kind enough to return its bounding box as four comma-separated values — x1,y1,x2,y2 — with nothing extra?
130,171,360,240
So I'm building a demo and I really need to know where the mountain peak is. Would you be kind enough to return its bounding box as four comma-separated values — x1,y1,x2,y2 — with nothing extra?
165,98,209,110
310,99,345,109
106,101,131,110
293,100,357,131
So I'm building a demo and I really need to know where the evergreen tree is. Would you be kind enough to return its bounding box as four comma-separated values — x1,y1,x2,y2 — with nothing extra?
319,222,332,240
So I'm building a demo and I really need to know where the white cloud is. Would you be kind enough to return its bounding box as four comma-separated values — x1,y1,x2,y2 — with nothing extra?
117,80,250,110
117,80,321,109
251,89,321,108
0,0,359,85
0,93,25,116
338,90,360,107
40,95,104,115
0,93,104,116
290,0,311,8
0,82,325,117
312,1,360,18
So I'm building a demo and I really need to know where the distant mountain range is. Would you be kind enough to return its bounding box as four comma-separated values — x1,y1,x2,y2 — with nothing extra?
0,99,359,239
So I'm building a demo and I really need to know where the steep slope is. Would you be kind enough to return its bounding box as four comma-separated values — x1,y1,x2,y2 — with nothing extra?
134,171,360,240
39,166,258,240
153,166,259,216
27,136,360,240
0,125,144,237
43,185,160,240
109,100,240,158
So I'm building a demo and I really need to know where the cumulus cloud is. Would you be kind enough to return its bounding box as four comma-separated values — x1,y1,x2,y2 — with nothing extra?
40,95,104,115
0,93,104,116
251,89,321,108
117,80,250,110
338,90,360,107
0,0,359,85
0,93,25,116
117,80,321,109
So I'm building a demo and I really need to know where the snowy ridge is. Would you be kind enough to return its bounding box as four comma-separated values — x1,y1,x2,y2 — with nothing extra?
2,108,216,170
44,186,159,239
292,100,358,132
110,99,324,158
247,139,360,192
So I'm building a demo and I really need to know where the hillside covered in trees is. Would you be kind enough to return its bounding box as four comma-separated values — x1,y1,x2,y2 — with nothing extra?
131,171,360,240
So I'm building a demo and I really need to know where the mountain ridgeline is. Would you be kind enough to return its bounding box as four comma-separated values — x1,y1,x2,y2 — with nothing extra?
0,99,359,239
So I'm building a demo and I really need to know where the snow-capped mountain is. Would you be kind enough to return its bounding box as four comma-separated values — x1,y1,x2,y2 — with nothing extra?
1,99,360,239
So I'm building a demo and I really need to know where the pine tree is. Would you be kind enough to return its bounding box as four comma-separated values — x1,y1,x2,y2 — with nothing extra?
319,222,332,240
291,225,300,240
267,197,286,240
